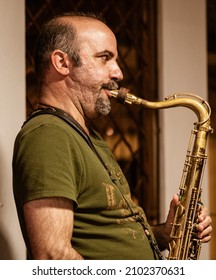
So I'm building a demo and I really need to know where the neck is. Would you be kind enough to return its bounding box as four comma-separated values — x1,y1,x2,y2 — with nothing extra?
38,89,90,135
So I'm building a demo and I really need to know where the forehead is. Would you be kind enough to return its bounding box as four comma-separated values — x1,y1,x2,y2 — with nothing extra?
71,18,118,55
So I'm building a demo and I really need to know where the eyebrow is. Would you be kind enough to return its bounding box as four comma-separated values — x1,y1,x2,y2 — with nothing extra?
96,50,115,59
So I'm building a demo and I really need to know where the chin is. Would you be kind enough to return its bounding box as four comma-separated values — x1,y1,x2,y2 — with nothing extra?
99,108,111,116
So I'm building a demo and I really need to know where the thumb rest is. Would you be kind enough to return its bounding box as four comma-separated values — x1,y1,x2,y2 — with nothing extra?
110,88,212,260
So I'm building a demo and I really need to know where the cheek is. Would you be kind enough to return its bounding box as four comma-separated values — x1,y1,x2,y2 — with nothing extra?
75,65,103,86
81,58,109,81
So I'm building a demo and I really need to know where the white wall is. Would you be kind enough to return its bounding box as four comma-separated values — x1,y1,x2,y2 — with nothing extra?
158,0,209,258
0,0,26,259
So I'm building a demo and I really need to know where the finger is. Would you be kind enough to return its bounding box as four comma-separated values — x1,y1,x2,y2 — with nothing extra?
197,216,212,232
198,206,208,221
169,194,179,210
165,195,180,232
197,225,212,241
200,235,211,243
198,230,212,243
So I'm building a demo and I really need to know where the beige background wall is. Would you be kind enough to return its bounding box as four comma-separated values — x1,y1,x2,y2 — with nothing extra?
0,0,26,259
158,0,210,259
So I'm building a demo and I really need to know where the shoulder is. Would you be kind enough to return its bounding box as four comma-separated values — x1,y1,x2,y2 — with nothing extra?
15,114,79,145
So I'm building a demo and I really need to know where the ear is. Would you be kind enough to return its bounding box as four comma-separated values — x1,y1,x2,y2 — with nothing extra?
50,50,70,76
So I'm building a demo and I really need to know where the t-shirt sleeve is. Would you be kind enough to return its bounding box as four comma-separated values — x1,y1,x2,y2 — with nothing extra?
13,121,83,206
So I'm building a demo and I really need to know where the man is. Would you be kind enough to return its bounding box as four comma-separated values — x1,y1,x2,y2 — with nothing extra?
13,12,212,260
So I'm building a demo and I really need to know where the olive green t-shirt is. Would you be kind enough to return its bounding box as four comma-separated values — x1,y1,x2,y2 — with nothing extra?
13,114,157,259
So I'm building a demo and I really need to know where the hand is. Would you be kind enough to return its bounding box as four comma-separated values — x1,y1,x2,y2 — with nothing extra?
152,195,179,250
165,195,212,243
197,206,212,243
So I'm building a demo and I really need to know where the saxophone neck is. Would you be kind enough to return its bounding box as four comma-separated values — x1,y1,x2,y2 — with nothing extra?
110,89,212,131
164,93,211,128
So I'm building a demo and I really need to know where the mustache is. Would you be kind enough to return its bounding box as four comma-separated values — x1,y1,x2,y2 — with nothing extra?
101,80,119,90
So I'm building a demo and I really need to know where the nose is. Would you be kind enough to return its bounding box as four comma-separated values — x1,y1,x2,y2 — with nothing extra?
110,62,123,82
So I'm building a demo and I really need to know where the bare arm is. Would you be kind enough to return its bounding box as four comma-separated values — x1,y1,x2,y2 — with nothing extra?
23,197,83,260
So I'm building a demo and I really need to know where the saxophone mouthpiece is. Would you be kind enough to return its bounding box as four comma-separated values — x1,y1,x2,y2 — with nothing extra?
110,88,143,105
110,88,128,104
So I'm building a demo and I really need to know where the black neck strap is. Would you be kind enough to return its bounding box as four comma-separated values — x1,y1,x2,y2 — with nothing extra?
23,107,111,175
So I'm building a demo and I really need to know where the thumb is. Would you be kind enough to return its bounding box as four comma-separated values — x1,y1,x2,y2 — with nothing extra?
166,194,179,224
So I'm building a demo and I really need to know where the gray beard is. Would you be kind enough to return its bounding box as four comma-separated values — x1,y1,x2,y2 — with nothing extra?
95,96,111,116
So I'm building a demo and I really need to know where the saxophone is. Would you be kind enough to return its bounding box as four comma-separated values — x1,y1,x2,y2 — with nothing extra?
110,88,212,260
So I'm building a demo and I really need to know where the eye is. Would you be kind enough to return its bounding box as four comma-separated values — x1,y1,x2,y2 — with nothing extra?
96,51,113,63
100,54,110,62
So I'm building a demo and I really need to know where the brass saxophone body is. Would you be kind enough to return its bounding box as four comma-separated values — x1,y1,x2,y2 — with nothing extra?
110,89,212,260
